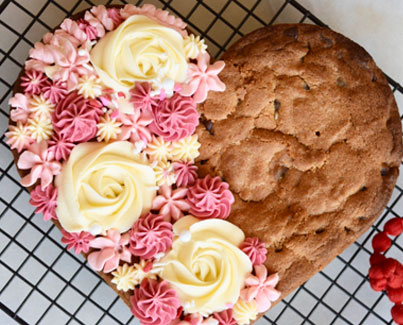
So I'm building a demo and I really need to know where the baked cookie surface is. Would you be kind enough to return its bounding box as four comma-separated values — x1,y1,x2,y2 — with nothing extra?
196,23,402,300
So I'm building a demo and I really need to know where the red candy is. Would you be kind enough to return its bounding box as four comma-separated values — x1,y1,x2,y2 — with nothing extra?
372,232,391,252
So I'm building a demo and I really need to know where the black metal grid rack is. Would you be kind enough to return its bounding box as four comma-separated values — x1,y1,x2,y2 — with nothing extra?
0,0,403,324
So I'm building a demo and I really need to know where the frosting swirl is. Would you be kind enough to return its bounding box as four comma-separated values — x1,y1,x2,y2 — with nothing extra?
90,15,188,93
55,141,156,234
159,216,252,316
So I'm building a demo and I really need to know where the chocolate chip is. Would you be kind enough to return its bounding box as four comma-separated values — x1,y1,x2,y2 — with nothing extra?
275,166,288,180
315,228,325,234
274,247,283,253
344,227,352,234
358,216,368,221
336,77,347,87
237,98,242,106
381,167,389,176
320,34,334,47
315,131,321,137
200,159,208,165
274,99,281,111
372,74,377,82
360,186,367,192
200,115,215,136
284,26,298,39
303,83,311,90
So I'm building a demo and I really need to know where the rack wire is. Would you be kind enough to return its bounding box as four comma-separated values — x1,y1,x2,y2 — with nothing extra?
0,0,403,324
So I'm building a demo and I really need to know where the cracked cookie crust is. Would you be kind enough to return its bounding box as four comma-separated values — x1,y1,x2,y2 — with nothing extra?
195,24,402,304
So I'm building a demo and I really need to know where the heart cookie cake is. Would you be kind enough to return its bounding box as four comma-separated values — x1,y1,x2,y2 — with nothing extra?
6,4,402,325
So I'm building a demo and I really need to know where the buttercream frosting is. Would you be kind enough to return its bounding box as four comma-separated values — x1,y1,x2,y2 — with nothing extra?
232,299,258,325
96,113,122,142
153,160,175,186
30,184,58,221
145,136,172,162
55,141,156,233
91,15,188,93
6,123,33,153
21,70,49,95
152,184,190,221
61,229,94,254
170,135,201,162
27,115,53,142
240,237,268,266
48,133,75,161
29,94,55,118
173,161,198,187
159,216,252,316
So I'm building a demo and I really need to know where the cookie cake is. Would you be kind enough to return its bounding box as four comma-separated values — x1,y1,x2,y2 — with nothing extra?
6,3,402,325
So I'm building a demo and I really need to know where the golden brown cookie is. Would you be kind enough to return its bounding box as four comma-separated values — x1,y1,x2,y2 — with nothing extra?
196,23,402,306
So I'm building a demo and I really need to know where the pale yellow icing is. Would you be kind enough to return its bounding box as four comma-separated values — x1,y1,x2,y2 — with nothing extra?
96,113,121,142
111,261,157,291
170,135,200,162
158,216,252,316
90,15,188,93
183,34,207,59
55,141,157,234
27,115,53,141
233,299,258,325
145,136,171,162
77,75,103,99
153,160,175,186
29,94,55,118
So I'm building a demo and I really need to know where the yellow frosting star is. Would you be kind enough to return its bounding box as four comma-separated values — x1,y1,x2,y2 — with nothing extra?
5,122,32,152
145,136,172,162
28,115,53,142
29,94,55,118
184,34,207,59
111,261,157,292
170,135,201,162
96,113,122,142
233,299,258,325
77,75,103,99
153,160,175,186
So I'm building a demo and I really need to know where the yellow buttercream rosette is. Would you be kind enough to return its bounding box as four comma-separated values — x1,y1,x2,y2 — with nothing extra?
158,216,252,316
55,141,156,234
90,14,188,93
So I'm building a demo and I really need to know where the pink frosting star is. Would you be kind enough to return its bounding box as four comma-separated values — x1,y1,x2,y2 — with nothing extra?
88,229,131,273
129,213,173,260
42,80,68,104
107,8,123,29
29,184,58,221
9,93,30,123
20,70,50,95
240,237,268,266
178,313,219,325
173,161,198,187
48,133,75,161
131,279,180,325
17,141,62,190
240,265,281,313
84,5,113,39
118,110,153,144
60,18,87,43
61,229,95,255
152,184,190,222
213,309,237,325
186,175,234,219
77,19,98,41
130,82,159,114
181,52,226,103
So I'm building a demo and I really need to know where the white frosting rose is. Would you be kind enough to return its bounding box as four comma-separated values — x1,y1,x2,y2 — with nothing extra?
159,216,252,316
55,141,156,234
90,14,188,93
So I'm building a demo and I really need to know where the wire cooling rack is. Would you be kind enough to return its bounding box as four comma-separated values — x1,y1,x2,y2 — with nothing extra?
1,0,403,324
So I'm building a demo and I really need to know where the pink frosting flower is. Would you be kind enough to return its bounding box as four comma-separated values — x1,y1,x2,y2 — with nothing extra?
60,18,87,43
181,52,225,103
61,229,95,254
42,80,68,104
29,184,58,221
17,141,62,190
186,175,234,219
9,93,30,123
119,109,153,144
129,213,173,260
130,82,159,113
20,70,50,95
213,310,237,325
149,94,199,141
107,8,123,28
121,4,187,36
240,237,268,266
131,279,180,325
88,229,131,273
84,5,113,38
173,161,198,187
240,265,281,313
77,19,98,41
52,92,102,143
48,133,75,161
180,313,219,325
6,123,34,153
152,184,190,222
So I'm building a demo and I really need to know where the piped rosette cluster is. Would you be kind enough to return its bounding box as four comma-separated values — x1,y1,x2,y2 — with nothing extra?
6,4,281,325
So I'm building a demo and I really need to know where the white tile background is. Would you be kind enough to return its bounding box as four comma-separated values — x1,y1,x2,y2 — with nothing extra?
0,1,402,324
